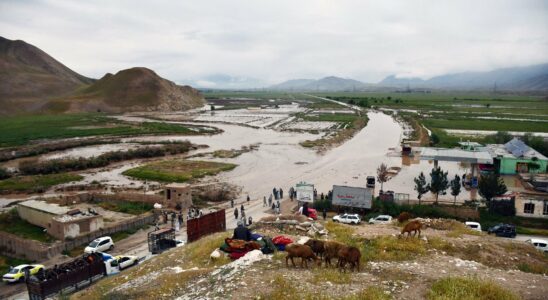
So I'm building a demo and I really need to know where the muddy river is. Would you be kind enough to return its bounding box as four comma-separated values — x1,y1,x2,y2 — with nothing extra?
1,111,479,206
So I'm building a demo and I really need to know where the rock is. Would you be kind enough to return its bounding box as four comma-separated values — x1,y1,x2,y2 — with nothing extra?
307,229,316,236
211,249,222,259
300,221,312,227
286,220,299,225
296,225,307,231
313,222,324,230
318,230,328,235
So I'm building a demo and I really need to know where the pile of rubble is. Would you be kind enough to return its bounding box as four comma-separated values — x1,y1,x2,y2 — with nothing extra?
254,215,328,237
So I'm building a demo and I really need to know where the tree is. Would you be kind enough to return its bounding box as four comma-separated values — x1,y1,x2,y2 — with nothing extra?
478,173,507,205
377,163,390,192
414,172,429,205
450,175,461,205
430,133,440,146
429,167,449,205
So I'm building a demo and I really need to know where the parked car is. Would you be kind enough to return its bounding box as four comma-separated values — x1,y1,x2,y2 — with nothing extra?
85,236,114,253
368,215,393,224
487,223,516,238
114,255,139,270
526,238,548,253
2,264,45,283
465,221,482,232
333,213,361,225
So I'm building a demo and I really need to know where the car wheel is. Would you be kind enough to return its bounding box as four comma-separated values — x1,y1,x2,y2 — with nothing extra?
108,245,114,251
18,276,25,283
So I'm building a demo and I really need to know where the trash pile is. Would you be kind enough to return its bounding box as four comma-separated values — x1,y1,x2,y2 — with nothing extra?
413,218,466,231
254,215,329,237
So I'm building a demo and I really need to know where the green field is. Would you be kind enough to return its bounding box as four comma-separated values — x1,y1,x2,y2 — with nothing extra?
123,159,237,183
0,173,83,193
0,113,208,147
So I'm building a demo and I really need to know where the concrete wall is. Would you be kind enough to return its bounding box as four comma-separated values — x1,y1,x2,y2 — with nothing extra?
515,197,547,219
16,205,56,229
49,216,104,240
0,214,154,261
499,158,548,175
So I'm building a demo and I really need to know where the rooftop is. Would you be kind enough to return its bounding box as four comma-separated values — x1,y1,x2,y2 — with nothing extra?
18,200,69,215
486,143,547,161
420,148,493,164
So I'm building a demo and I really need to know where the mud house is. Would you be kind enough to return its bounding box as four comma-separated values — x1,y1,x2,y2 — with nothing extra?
515,194,548,219
165,183,193,209
487,138,548,175
17,200,103,240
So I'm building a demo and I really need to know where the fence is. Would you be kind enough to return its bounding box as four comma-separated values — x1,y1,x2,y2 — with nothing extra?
187,209,226,242
0,213,155,261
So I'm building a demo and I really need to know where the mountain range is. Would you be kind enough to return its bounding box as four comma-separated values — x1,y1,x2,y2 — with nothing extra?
0,36,204,114
270,64,548,92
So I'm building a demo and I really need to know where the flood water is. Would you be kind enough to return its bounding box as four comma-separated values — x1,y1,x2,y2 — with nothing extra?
1,111,479,204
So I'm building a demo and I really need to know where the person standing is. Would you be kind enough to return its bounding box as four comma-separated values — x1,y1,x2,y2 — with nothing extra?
279,188,283,199
242,209,246,221
322,209,327,220
234,208,239,220
247,195,250,204
268,194,273,206
263,196,267,207
231,199,234,208
248,216,253,225
233,220,251,241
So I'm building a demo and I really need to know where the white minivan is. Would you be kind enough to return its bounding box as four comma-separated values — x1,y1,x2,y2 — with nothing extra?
85,236,114,253
465,221,482,232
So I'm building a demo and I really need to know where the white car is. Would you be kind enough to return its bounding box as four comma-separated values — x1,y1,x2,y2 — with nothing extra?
526,238,548,253
114,255,139,270
465,221,482,232
85,236,114,254
368,215,393,224
333,214,361,225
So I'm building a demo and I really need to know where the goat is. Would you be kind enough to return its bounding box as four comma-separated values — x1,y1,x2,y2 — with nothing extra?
304,239,325,259
401,220,422,238
285,244,321,268
337,245,361,272
323,240,345,268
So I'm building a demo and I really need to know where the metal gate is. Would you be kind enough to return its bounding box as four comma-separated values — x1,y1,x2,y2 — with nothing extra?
186,209,226,242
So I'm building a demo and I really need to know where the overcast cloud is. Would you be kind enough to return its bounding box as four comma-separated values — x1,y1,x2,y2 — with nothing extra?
1,0,547,87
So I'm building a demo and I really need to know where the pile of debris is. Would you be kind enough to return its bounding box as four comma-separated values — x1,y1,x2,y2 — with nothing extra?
254,215,328,237
413,218,464,230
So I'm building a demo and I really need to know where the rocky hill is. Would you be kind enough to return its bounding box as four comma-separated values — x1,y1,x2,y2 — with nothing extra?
64,67,204,113
0,36,94,112
0,36,204,114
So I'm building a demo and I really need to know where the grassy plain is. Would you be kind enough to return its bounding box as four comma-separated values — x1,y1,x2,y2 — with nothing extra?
122,159,237,183
0,113,206,147
0,173,83,193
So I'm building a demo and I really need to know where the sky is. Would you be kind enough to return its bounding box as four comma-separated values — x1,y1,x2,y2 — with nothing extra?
1,0,547,88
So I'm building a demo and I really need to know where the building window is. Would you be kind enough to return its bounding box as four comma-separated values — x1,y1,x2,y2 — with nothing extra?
544,202,548,215
523,203,535,214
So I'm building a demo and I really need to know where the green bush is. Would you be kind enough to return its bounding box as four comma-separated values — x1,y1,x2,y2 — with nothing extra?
427,276,520,300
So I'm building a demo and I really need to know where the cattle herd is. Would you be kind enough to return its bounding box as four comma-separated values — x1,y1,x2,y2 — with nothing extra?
285,239,361,272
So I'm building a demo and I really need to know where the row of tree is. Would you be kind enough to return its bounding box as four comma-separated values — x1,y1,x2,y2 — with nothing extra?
413,167,507,205
19,142,193,175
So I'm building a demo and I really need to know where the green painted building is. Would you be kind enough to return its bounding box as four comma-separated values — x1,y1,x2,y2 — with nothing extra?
487,138,548,175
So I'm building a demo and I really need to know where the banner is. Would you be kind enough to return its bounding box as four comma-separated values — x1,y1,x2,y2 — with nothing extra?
296,182,314,203
332,185,372,208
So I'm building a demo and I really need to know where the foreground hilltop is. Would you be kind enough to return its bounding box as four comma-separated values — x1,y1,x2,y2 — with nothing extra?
0,36,204,114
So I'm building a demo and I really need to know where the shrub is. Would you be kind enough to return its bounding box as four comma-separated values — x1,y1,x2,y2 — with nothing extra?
427,276,520,300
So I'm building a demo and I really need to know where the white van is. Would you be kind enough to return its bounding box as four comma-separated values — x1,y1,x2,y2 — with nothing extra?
465,221,482,232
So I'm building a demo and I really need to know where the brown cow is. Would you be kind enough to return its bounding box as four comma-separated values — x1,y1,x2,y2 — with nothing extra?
304,239,325,259
323,240,345,267
337,245,361,272
285,244,321,268
401,220,422,238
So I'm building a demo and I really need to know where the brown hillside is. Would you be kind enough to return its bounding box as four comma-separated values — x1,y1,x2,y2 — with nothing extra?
62,67,204,113
0,36,93,113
